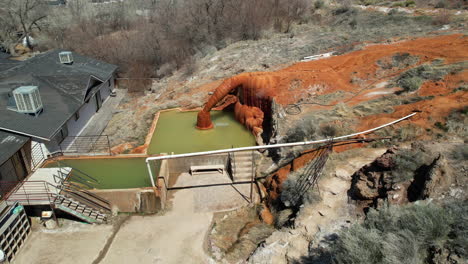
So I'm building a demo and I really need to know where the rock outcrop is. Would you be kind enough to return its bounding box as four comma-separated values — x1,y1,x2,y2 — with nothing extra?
407,154,451,201
349,148,397,202
196,72,275,137
349,146,452,207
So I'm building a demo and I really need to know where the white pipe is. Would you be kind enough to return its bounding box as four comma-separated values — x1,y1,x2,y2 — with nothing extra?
146,161,156,188
145,113,416,187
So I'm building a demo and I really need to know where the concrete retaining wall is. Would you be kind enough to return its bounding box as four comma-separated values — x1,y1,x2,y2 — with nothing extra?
87,153,230,213
157,159,169,210
168,153,229,175
91,188,161,213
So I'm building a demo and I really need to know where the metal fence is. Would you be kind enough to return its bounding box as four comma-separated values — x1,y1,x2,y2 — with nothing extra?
59,135,111,156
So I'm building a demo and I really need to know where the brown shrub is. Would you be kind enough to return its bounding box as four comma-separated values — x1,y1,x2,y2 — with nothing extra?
41,0,311,79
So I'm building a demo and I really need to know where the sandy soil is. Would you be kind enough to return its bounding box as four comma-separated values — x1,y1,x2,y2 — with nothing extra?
14,220,113,264
100,189,214,264
171,172,256,212
189,34,467,106
99,169,258,264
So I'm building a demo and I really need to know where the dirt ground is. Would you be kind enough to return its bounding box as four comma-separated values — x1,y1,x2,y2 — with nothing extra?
98,172,257,263
13,170,258,264
100,189,214,264
14,220,113,264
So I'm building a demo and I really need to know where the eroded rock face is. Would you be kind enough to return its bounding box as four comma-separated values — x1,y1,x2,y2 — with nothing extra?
196,72,274,136
349,146,452,208
408,154,451,201
207,206,274,263
349,148,396,201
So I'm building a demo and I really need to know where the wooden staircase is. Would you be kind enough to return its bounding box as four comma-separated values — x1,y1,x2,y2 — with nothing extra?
54,194,108,224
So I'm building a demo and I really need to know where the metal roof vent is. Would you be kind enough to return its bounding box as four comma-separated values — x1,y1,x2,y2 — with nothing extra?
12,86,43,116
59,51,73,64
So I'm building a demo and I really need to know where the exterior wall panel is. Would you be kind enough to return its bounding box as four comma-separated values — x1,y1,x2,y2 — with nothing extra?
66,94,98,137
38,75,115,154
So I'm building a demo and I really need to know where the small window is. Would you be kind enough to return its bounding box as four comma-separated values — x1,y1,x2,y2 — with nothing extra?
108,79,111,87
74,111,80,121
58,126,69,144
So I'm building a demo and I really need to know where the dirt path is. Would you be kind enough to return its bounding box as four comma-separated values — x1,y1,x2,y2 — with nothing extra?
100,189,214,264
297,148,387,233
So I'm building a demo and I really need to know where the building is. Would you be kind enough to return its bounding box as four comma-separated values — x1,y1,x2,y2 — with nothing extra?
0,131,32,198
0,50,117,199
0,50,117,155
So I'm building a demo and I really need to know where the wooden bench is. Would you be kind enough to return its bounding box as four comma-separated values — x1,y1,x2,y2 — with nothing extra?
190,165,225,176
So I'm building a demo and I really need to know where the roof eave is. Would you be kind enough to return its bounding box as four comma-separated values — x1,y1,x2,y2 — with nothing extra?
0,127,51,141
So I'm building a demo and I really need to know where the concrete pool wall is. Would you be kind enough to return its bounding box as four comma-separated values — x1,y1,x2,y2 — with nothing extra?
39,107,255,213
167,153,229,175
135,108,190,155
155,155,230,210
90,188,160,213
155,153,230,196
87,154,228,213
139,108,257,155
43,155,152,188
157,159,169,210
43,154,162,213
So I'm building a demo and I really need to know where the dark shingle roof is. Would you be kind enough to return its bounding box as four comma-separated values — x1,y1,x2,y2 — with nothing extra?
0,52,11,60
0,50,117,81
0,131,28,165
0,50,117,140
0,53,21,72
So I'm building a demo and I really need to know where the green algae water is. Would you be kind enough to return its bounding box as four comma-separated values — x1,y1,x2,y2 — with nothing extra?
45,111,255,189
45,157,151,189
148,110,256,155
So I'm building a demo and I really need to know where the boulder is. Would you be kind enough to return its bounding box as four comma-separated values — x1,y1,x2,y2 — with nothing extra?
408,155,451,201
349,148,396,201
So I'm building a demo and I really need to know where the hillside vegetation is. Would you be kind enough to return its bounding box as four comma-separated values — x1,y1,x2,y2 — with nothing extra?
1,1,466,263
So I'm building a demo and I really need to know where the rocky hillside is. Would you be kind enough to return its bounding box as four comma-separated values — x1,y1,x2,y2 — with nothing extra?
101,6,467,263
103,6,467,152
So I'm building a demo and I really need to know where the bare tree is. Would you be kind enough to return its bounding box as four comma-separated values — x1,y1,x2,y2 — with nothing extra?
273,0,309,33
0,0,49,53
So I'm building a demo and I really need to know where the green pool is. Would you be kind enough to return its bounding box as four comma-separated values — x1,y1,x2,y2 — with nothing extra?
45,110,255,189
45,157,152,189
148,110,256,155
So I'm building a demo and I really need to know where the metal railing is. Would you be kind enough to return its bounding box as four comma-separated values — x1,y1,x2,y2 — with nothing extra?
54,160,100,189
31,141,46,169
1,180,56,206
145,113,417,188
1,179,111,214
60,183,111,213
59,135,111,156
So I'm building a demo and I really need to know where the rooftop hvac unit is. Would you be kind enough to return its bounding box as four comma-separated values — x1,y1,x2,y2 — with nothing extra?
59,51,73,64
13,86,43,116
